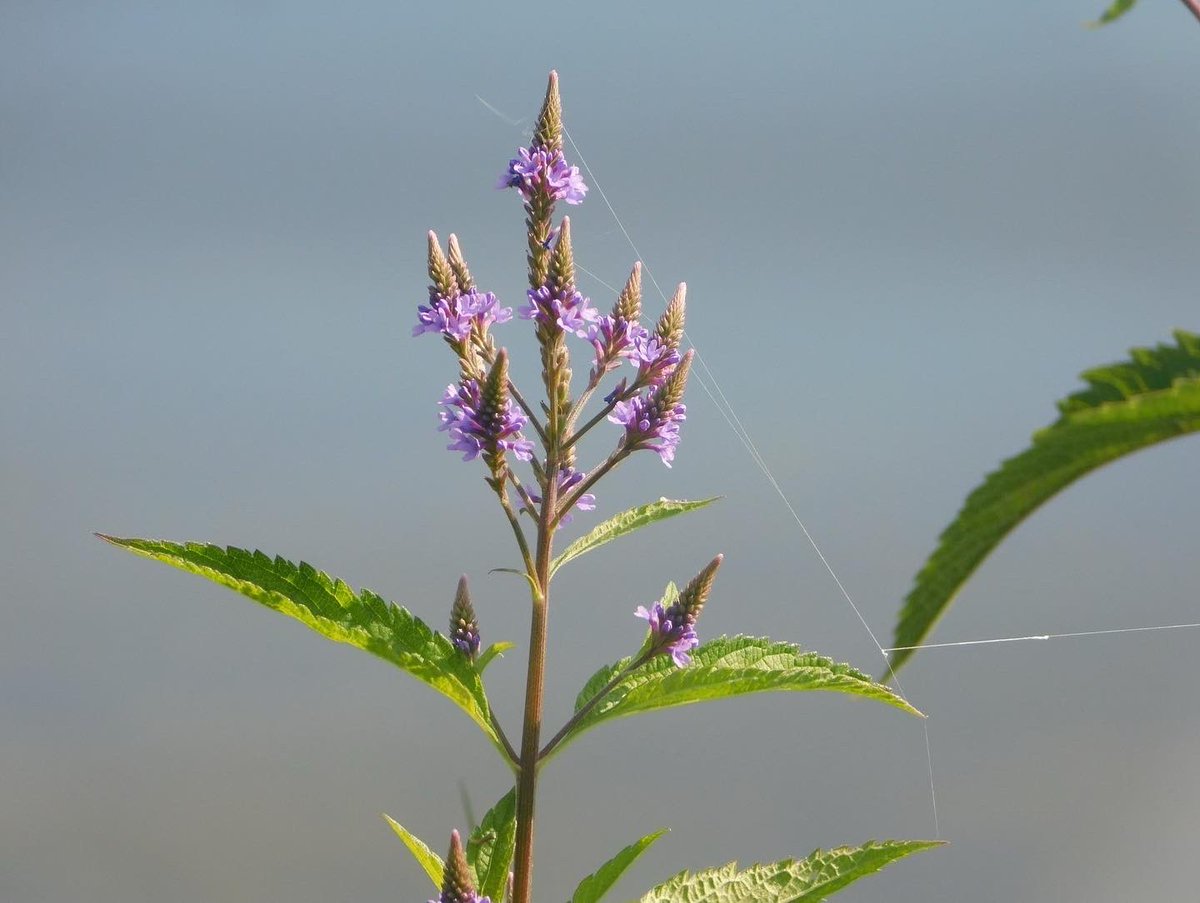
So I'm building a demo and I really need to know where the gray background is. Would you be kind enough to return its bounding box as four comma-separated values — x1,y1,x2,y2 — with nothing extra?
3,2,1197,901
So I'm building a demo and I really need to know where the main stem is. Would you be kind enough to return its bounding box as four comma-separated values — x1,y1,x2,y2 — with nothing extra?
511,444,559,903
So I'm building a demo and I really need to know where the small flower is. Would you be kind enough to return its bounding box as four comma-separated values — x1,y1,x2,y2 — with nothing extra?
588,315,648,381
414,289,512,342
520,284,598,337
438,371,534,465
433,830,491,903
630,331,680,387
522,466,596,527
497,146,587,205
449,576,480,660
634,601,699,667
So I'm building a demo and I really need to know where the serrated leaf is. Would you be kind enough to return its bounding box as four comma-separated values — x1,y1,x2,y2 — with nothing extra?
1092,0,1137,26
383,815,444,889
550,498,718,577
571,829,667,903
98,537,502,752
467,788,517,901
555,637,919,760
636,840,940,903
476,641,516,673
887,330,1200,675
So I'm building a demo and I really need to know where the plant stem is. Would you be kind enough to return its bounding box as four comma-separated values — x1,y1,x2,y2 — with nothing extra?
1181,0,1200,24
511,441,559,903
496,488,536,577
490,711,521,768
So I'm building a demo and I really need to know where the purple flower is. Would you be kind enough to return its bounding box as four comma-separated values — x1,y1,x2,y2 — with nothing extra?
414,290,512,342
497,146,587,205
523,466,596,527
631,332,681,387
609,390,686,467
520,284,598,337
588,315,648,381
439,380,534,462
634,601,699,667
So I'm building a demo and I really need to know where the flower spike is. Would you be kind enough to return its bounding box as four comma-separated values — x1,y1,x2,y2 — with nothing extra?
446,234,475,293
654,282,686,351
449,576,480,660
428,230,460,300
636,554,723,668
432,829,490,903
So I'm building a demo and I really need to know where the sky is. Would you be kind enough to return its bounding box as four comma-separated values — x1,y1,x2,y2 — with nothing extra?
2,2,1197,901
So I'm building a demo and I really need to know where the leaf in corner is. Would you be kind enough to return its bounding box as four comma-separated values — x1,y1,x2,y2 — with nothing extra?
97,537,503,753
886,330,1200,675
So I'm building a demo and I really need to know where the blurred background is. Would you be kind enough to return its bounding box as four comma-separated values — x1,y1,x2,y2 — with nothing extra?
2,2,1197,901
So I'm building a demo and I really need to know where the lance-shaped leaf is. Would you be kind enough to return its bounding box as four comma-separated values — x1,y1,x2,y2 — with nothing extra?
552,637,919,760
887,330,1200,675
571,829,667,903
382,816,444,889
466,788,517,902
636,840,940,903
98,537,503,751
550,498,718,577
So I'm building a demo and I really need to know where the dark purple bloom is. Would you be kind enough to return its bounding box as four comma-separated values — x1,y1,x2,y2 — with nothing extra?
414,290,512,342
634,601,699,667
497,146,587,205
631,332,681,387
520,284,598,337
439,380,534,462
608,390,686,467
588,315,648,381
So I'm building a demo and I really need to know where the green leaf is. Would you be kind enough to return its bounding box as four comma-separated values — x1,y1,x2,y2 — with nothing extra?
550,498,719,577
636,840,940,903
555,636,920,760
571,829,667,903
97,537,502,752
382,815,444,889
476,641,516,673
1092,0,1137,26
466,788,517,902
887,330,1200,675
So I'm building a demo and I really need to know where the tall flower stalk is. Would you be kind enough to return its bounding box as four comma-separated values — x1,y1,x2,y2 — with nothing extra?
100,69,936,903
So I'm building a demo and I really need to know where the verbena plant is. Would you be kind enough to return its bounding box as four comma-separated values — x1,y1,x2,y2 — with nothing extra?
99,72,940,903
98,67,1196,902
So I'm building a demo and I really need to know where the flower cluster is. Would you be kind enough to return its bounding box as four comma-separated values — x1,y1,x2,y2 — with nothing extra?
497,146,587,205
588,314,648,380
609,349,693,467
631,331,680,387
634,600,699,667
414,289,512,342
635,555,723,668
439,377,534,463
520,283,598,337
